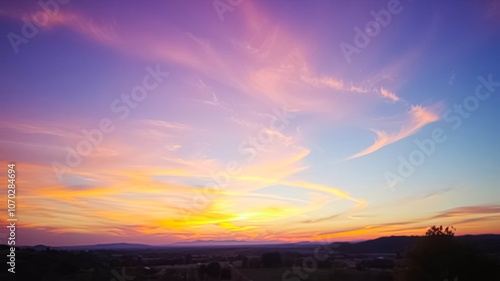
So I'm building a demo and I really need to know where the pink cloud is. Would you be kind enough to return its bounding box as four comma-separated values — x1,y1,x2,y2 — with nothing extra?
7,5,371,117
380,87,400,102
348,104,441,159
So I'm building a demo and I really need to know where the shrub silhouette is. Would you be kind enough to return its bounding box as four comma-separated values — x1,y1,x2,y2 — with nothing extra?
425,225,455,237
206,261,221,278
409,225,500,281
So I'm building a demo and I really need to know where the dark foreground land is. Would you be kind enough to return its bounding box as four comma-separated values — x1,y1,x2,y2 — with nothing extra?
1,234,500,281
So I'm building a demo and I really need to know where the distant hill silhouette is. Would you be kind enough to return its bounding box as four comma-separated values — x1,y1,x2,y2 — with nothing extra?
337,234,500,254
171,240,285,247
10,234,500,251
337,236,420,253
56,242,152,250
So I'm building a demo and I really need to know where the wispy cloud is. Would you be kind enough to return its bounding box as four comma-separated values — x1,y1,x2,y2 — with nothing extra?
431,204,500,219
301,76,369,93
0,120,77,139
379,87,400,102
139,119,189,130
2,8,118,43
348,104,441,159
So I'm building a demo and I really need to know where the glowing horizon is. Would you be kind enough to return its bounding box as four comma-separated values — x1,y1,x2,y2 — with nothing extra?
1,0,500,246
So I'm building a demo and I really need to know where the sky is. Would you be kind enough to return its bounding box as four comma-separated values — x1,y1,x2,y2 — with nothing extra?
0,0,500,246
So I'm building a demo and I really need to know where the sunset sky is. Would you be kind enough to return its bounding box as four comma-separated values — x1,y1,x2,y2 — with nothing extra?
1,0,500,246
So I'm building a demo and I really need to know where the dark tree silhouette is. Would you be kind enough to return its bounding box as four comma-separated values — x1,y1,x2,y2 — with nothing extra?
425,225,455,237
408,226,500,281
206,261,221,278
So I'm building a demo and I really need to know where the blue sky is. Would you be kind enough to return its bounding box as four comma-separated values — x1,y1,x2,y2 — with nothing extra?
0,0,499,246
